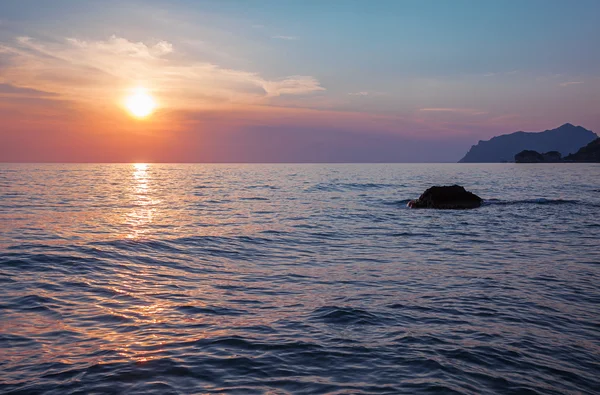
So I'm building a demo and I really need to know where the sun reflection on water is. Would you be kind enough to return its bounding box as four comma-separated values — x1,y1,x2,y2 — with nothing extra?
126,163,158,239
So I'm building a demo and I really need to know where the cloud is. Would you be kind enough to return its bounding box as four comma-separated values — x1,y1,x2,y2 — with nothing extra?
419,108,487,116
483,70,519,77
0,83,58,97
263,76,324,96
0,35,324,107
559,81,583,87
66,35,174,59
347,91,386,97
272,35,298,40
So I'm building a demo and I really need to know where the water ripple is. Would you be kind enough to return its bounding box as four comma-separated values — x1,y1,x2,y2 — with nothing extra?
1,163,599,394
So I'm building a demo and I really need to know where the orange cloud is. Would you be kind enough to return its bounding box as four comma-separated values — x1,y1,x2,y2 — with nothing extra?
0,35,326,112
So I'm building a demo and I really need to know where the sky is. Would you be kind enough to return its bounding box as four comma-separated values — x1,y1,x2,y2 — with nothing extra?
0,0,598,162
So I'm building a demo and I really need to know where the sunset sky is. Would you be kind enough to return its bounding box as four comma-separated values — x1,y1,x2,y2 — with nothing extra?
1,0,598,162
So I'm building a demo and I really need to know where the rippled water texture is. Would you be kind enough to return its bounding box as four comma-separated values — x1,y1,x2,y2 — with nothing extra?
1,164,599,394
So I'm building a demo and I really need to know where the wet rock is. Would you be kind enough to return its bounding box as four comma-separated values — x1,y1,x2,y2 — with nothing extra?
408,185,482,209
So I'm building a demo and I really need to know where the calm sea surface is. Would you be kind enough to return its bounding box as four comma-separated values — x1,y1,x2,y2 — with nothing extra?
1,163,599,394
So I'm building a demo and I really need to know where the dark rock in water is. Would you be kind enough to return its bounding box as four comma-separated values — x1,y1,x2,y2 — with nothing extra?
514,150,562,163
564,138,600,162
408,185,482,209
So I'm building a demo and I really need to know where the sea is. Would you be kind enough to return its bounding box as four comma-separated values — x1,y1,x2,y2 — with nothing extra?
1,163,599,394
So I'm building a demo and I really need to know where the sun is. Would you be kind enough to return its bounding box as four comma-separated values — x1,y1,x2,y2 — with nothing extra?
125,88,156,118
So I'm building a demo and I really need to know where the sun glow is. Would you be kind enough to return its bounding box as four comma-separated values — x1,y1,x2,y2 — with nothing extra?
125,88,156,118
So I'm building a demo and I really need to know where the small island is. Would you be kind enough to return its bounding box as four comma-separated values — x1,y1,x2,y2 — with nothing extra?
514,150,562,163
564,138,600,162
515,138,600,163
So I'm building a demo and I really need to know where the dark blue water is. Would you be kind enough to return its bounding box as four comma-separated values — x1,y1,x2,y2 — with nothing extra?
1,164,599,394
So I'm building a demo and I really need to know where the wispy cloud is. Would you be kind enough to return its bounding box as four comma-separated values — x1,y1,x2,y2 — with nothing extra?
535,73,562,82
483,70,519,77
0,82,58,97
348,91,386,97
272,35,298,41
419,108,487,116
559,81,583,87
65,35,173,59
0,35,324,108
263,76,324,96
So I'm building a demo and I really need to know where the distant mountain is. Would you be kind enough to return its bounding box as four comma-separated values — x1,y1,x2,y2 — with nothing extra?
458,123,597,163
564,138,600,162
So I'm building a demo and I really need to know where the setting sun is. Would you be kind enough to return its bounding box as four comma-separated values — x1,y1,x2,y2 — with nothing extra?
125,88,156,118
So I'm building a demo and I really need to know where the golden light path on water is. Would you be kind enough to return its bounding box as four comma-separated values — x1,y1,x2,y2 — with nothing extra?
126,163,156,240
91,164,241,364
108,164,168,363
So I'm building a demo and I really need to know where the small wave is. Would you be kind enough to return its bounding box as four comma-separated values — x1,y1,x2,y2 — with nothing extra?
239,197,269,201
90,313,136,324
387,197,583,208
0,334,37,345
172,235,270,245
247,184,279,190
176,305,247,316
90,239,185,255
483,198,580,206
342,182,393,190
309,306,386,326
389,231,432,237
205,199,233,204
260,230,289,235
4,295,62,317
382,199,412,207
307,182,394,192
